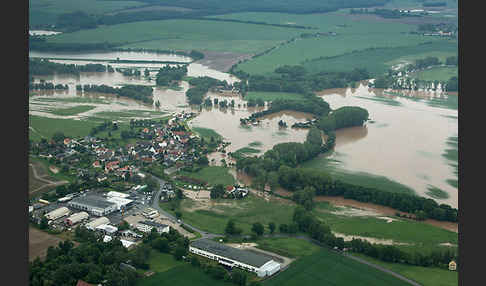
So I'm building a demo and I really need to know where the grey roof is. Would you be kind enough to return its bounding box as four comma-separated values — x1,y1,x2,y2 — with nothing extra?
191,239,273,268
139,220,169,228
69,195,116,209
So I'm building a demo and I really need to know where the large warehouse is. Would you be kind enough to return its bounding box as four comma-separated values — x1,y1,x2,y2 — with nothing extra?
85,216,110,230
68,195,117,216
64,212,89,226
190,239,281,277
45,207,70,220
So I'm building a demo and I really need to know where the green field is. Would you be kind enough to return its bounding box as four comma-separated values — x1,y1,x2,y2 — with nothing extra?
312,202,458,255
47,19,304,54
136,264,234,286
244,91,307,102
29,0,146,26
300,156,416,195
48,105,97,116
93,110,167,120
143,251,185,274
29,115,101,141
304,41,457,76
352,253,458,286
410,66,458,81
264,248,412,286
161,194,297,235
226,11,448,75
233,147,261,157
178,166,235,186
255,237,321,258
191,127,223,140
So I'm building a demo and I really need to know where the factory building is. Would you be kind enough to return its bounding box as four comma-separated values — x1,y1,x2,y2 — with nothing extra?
45,207,70,220
85,217,110,230
95,224,118,235
190,239,281,277
65,212,89,226
68,195,117,216
136,220,170,234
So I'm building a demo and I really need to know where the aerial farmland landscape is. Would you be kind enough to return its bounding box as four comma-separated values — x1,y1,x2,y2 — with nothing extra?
28,0,459,285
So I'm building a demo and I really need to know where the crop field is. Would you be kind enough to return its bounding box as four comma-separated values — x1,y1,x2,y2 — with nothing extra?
178,166,236,186
263,248,412,286
312,202,458,255
409,66,458,81
160,194,297,235
244,92,307,102
136,264,234,286
352,253,458,286
223,11,448,75
299,158,416,195
47,19,304,54
304,41,457,76
29,0,146,26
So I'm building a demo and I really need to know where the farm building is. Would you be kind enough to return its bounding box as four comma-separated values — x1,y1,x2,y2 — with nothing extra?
190,239,281,277
65,212,89,226
45,207,70,220
68,195,117,216
136,220,170,234
85,216,110,230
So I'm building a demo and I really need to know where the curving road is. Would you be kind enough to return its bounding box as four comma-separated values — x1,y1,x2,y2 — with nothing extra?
150,175,421,286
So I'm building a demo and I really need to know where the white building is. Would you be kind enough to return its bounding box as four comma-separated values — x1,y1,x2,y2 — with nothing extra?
68,195,117,216
105,196,133,211
85,216,110,230
103,235,113,243
106,191,130,198
190,239,281,277
65,212,89,226
45,207,70,220
95,224,118,235
142,207,159,218
136,220,170,234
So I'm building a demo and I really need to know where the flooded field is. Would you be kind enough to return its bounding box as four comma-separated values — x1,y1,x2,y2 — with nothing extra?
314,83,458,208
29,51,458,207
30,50,192,63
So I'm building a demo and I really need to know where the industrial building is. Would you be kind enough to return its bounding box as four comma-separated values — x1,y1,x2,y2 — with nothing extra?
136,220,170,234
65,212,89,226
95,224,118,235
105,196,133,210
85,216,110,230
142,207,159,218
68,195,117,216
45,207,70,220
190,239,281,277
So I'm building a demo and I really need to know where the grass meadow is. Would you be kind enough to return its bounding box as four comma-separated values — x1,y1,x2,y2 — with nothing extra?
178,166,236,186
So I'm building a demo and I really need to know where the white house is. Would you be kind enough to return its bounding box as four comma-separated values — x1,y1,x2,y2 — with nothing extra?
136,221,170,234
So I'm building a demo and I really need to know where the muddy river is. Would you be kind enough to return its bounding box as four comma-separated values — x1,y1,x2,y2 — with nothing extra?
29,51,458,207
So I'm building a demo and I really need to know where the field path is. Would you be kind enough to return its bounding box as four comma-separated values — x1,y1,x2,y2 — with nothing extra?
29,163,68,194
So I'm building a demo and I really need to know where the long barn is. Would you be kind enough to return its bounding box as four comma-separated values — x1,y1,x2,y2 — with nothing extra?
189,239,281,277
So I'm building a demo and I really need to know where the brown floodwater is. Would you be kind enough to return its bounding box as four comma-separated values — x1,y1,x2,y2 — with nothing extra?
316,82,458,208
30,50,192,63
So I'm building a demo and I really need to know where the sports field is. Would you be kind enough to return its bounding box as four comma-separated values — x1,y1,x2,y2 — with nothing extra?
263,248,412,286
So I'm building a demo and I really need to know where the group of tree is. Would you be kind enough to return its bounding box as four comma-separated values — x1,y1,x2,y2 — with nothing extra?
155,65,188,86
29,82,68,90
316,106,369,132
29,59,107,76
77,84,154,105
185,76,229,105
210,184,226,199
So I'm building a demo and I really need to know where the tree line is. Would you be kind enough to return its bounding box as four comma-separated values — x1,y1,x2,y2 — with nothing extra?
29,59,108,76
76,84,154,105
29,82,68,90
185,76,229,105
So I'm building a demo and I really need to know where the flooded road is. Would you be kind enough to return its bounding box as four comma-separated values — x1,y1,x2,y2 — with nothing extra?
315,83,458,208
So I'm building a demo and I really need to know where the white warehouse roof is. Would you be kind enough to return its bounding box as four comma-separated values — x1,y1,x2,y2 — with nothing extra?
106,191,130,198
105,196,133,210
96,224,118,234
45,207,70,220
85,216,110,230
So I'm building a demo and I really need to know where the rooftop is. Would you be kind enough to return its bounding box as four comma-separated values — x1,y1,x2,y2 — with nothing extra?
139,220,169,228
70,195,116,209
191,239,273,268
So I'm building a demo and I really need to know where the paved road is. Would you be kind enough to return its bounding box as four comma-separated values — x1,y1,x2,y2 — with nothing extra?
150,175,421,286
151,176,219,239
